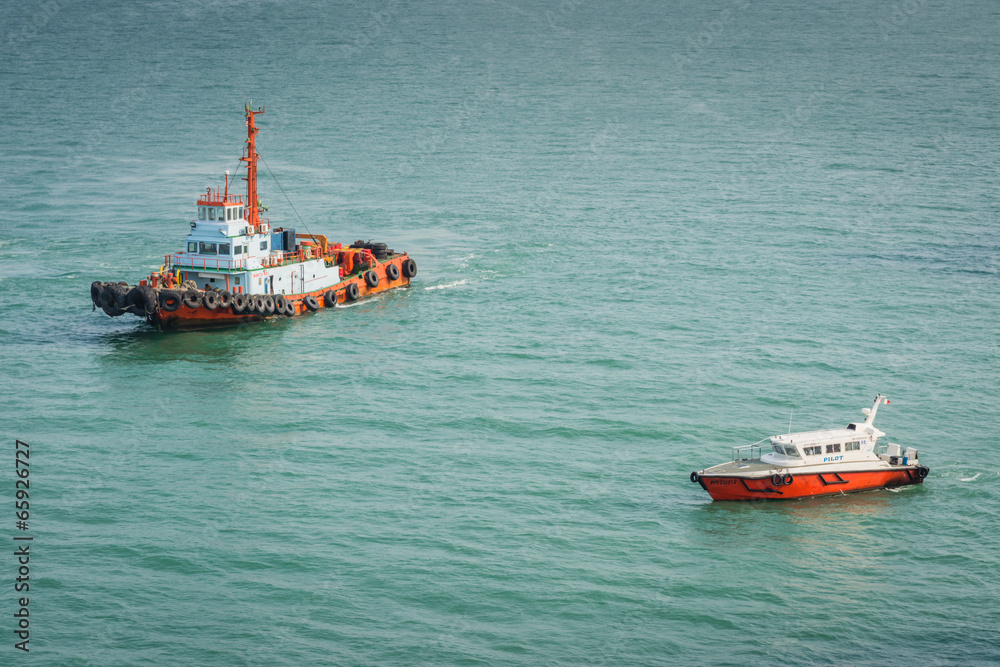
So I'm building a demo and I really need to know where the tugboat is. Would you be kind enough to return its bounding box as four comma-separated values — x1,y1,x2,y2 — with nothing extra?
690,395,929,501
90,104,416,330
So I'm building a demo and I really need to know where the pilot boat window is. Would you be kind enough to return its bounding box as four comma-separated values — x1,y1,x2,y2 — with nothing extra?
773,445,783,454
219,243,231,255
845,442,861,451
199,207,207,220
803,446,822,456
783,446,800,457
199,242,217,255
825,443,841,454
187,242,197,252
208,208,216,221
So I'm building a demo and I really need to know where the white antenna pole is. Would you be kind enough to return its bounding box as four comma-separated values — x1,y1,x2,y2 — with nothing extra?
788,409,793,435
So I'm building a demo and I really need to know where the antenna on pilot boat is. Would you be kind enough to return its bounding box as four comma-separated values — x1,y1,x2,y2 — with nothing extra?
788,409,793,435
863,394,889,426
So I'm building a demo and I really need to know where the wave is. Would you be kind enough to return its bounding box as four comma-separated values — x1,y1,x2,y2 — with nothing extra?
424,279,468,291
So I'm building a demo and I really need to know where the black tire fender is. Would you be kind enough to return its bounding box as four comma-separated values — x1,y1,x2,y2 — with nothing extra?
771,474,783,487
690,472,699,484
261,295,276,315
159,290,183,312
917,467,929,479
402,258,417,278
90,281,104,306
136,285,157,315
284,301,296,316
273,294,287,311
365,270,379,288
231,293,248,314
346,282,360,301
783,474,793,486
217,290,233,309
385,263,400,281
114,285,132,309
324,290,337,308
303,295,320,311
202,291,220,311
182,290,203,308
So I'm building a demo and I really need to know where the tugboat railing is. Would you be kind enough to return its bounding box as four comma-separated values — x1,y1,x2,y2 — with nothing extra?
166,254,248,271
164,250,320,273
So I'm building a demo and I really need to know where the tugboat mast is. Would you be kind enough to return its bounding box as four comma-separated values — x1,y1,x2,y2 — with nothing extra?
242,103,264,232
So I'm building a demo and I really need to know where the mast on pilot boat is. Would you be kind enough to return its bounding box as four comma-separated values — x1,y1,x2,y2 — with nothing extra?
863,394,889,426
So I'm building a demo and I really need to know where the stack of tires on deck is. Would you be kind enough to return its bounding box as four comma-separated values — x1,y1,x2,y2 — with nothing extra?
90,281,158,318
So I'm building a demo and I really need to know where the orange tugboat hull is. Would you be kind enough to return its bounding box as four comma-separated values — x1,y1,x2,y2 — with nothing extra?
697,468,926,501
152,254,411,331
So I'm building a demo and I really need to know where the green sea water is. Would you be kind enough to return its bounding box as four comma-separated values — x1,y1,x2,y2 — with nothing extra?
1,1,998,664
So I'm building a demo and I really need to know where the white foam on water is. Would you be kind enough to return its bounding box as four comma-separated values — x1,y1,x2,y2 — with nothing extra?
960,473,981,482
425,279,468,291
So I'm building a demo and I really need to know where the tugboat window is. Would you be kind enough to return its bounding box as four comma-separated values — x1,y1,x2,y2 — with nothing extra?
208,208,216,221
260,241,268,251
199,207,207,220
187,242,197,253
199,242,217,255
825,443,841,454
219,243,231,255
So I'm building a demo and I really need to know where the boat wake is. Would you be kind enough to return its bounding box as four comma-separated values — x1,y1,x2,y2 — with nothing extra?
425,279,468,291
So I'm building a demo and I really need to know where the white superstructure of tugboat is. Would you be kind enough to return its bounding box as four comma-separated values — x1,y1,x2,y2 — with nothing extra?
690,395,929,500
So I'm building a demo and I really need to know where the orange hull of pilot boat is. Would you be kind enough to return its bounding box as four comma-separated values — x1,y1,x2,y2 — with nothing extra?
89,104,416,331
690,395,929,501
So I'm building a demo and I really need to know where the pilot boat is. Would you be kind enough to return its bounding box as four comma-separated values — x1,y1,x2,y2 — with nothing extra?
690,395,929,500
89,104,416,330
